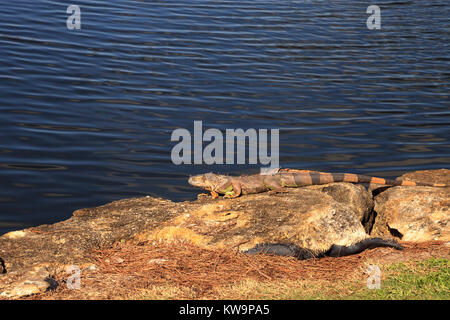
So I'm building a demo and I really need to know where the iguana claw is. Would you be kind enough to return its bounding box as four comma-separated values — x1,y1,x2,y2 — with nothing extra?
210,191,219,199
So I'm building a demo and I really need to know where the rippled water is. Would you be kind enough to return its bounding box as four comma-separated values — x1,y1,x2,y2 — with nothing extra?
0,0,449,234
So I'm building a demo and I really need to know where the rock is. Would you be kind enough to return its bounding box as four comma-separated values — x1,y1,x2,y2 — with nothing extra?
0,197,180,274
113,257,124,264
278,169,375,230
1,279,50,298
372,169,450,241
82,264,97,272
400,169,450,186
133,184,372,253
307,183,374,231
148,258,167,265
0,266,57,299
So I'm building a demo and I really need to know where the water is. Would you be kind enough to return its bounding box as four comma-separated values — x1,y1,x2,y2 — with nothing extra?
0,0,449,234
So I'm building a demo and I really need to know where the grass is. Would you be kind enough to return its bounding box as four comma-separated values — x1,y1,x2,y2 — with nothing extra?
347,258,449,300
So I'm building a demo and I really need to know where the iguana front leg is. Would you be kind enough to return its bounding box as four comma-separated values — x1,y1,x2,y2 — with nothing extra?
210,190,219,199
224,180,242,198
204,186,219,199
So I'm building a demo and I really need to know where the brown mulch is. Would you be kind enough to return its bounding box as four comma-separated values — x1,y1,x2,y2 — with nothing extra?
26,240,449,300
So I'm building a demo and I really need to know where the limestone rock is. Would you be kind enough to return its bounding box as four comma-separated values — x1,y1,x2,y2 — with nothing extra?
307,183,374,229
0,196,180,274
134,185,372,253
0,266,57,299
372,169,450,241
1,279,51,298
400,169,450,186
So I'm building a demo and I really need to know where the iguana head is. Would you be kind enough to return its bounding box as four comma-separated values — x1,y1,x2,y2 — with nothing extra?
188,173,231,192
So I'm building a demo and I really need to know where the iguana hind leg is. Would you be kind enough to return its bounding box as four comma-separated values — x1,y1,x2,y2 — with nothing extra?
224,181,242,198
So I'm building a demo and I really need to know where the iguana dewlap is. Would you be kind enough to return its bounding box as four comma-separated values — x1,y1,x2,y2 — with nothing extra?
188,170,447,198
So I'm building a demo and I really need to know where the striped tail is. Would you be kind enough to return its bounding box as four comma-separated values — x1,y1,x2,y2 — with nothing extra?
280,171,447,187
332,172,447,187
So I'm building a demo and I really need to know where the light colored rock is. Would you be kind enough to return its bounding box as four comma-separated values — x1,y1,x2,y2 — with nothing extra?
134,184,372,253
0,266,57,299
307,182,374,230
148,258,167,265
82,264,97,272
0,196,181,275
113,257,124,264
1,279,51,298
3,230,27,239
372,169,450,241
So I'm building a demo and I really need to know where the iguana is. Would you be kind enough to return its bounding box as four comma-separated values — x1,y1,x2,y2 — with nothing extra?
188,169,447,198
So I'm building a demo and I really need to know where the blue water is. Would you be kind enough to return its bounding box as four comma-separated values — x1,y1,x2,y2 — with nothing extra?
0,0,449,234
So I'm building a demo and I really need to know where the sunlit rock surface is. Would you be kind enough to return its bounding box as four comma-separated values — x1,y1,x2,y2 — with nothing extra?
371,169,450,241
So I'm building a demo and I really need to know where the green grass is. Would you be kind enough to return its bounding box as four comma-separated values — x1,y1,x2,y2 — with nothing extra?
347,258,449,300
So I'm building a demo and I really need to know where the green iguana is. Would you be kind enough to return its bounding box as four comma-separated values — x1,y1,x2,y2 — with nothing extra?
188,169,447,198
